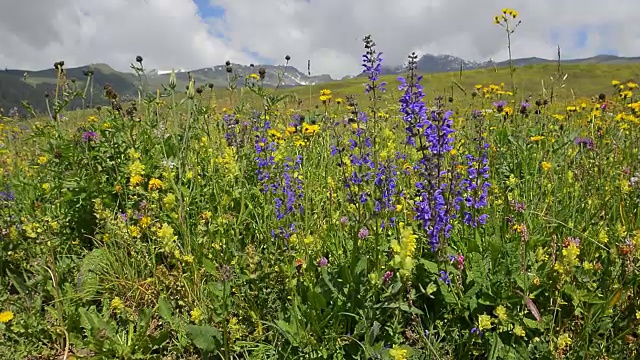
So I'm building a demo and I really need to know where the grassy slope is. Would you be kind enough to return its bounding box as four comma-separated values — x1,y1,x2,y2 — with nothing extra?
280,63,640,104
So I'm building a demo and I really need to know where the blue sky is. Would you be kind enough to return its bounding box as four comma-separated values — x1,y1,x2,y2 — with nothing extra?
194,0,225,18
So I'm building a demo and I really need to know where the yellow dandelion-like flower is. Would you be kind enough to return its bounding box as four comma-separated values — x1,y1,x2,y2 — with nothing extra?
129,175,144,188
541,161,552,171
0,311,14,323
529,135,545,142
148,177,164,191
301,123,320,136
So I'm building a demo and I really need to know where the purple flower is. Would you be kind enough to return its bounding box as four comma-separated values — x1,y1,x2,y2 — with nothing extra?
439,270,451,285
383,270,394,283
82,131,98,142
317,257,328,267
0,190,15,202
493,100,507,110
574,136,594,150
358,227,369,239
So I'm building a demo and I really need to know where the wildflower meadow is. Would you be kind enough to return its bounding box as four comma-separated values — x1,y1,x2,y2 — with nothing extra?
1,9,640,360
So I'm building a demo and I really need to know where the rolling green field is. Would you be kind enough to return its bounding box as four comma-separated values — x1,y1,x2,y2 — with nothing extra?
2,23,640,359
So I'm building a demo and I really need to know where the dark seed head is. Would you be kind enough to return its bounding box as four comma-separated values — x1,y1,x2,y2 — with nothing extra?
258,67,266,79
535,99,543,107
207,83,214,89
226,66,232,73
136,55,143,63
196,86,204,94
448,96,453,103
285,55,291,61
598,93,606,101
250,63,254,67
225,60,231,66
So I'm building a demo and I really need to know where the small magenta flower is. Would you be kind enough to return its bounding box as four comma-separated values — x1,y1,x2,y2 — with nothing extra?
383,270,394,283
340,216,348,225
457,254,465,270
358,227,369,239
317,257,328,267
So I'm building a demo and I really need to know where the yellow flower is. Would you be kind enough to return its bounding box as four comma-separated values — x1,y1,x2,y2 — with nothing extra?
557,333,572,349
110,297,125,312
37,156,48,165
541,161,552,171
319,89,332,102
190,307,203,323
148,178,164,191
0,311,14,323
163,193,176,208
612,80,621,86
478,314,493,331
129,175,144,188
529,135,545,142
598,229,609,243
335,97,344,104
513,324,525,337
127,148,141,160
139,216,152,228
129,160,145,177
301,122,320,136
249,73,260,80
128,225,141,238
389,346,408,360
494,305,508,321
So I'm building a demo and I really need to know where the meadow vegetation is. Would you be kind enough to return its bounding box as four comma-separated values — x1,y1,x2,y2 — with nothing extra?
1,9,640,359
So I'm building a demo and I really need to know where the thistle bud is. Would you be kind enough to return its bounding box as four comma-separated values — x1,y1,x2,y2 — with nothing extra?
168,70,177,89
186,77,196,98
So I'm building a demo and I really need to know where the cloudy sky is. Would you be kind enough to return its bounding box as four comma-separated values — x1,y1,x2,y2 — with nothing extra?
1,0,638,79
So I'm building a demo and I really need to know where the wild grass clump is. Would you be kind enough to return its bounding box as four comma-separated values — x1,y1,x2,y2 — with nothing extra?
1,8,640,360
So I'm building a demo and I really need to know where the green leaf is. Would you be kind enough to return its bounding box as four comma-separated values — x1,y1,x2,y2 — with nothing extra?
420,259,439,274
185,325,222,352
202,258,217,275
157,296,172,322
308,289,327,310
523,317,543,330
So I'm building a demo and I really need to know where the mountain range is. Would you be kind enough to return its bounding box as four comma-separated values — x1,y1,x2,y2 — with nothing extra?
2,53,640,115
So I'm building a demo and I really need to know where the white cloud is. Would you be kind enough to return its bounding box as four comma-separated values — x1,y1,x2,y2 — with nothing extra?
1,0,640,79
0,0,253,72
208,0,640,78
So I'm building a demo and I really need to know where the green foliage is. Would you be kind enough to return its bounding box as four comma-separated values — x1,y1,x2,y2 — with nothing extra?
1,37,640,360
